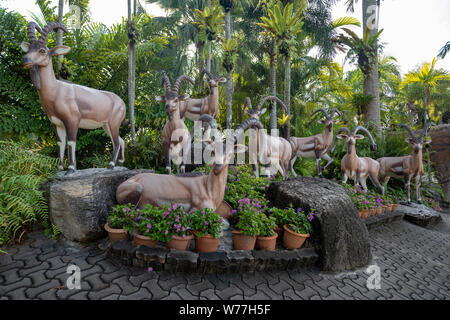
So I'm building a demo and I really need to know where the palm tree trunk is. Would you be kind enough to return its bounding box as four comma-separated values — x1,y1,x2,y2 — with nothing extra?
269,43,277,131
225,9,233,129
57,0,64,76
128,0,136,144
206,0,212,73
284,54,291,139
362,0,381,136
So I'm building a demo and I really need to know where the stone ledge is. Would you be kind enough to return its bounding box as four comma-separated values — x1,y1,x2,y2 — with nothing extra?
363,211,404,230
398,203,442,229
107,240,318,274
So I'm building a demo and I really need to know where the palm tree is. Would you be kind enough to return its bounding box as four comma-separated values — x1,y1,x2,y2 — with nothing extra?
437,41,450,59
256,1,307,138
400,58,450,126
128,0,137,144
220,0,234,129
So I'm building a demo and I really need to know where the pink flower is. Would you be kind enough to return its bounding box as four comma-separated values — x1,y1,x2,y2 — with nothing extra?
204,221,209,226
147,223,152,229
147,267,153,272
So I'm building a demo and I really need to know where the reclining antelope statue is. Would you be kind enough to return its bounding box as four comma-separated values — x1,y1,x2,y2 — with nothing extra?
157,75,195,174
331,126,384,194
243,96,292,179
377,124,431,204
115,120,260,213
289,108,341,178
21,22,126,174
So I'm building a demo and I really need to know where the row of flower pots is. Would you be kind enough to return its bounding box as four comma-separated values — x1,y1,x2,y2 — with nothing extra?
105,200,315,253
358,203,400,219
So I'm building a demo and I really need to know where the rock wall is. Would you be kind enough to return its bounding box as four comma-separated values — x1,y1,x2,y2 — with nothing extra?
429,124,450,208
44,167,148,242
267,176,372,272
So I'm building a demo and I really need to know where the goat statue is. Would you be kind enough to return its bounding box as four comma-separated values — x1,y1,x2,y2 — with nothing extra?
377,123,431,204
289,108,341,178
156,75,195,174
115,120,260,213
331,126,384,194
21,22,126,174
243,96,292,179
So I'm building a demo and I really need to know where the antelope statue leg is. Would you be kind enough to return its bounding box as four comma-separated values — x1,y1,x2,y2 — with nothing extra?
405,174,412,204
360,175,368,192
163,142,171,175
103,124,121,170
415,174,422,204
370,173,385,195
315,150,324,178
321,153,333,171
54,125,66,171
118,136,125,166
65,120,79,175
290,156,298,177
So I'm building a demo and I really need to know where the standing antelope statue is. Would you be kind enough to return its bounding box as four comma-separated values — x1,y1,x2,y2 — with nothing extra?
331,126,384,194
179,70,226,121
243,96,293,179
377,124,431,204
115,121,258,213
21,22,126,174
157,75,195,175
289,108,341,178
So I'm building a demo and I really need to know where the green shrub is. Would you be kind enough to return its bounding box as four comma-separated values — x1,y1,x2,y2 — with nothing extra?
284,206,313,235
191,208,223,238
0,140,58,246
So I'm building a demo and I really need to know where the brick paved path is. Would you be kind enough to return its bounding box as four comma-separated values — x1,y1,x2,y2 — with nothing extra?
1,214,449,300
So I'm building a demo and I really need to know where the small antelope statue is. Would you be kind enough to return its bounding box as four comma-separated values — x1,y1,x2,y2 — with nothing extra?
377,124,431,204
242,96,293,179
289,108,341,178
21,22,126,174
331,126,384,194
157,75,195,174
115,121,258,212
179,70,226,121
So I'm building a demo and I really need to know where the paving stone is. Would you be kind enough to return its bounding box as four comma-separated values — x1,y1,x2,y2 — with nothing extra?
185,278,215,296
0,277,32,296
244,291,271,300
112,276,140,296
141,279,169,300
87,283,122,300
119,287,152,300
215,284,244,300
170,284,198,300
67,291,89,300
199,288,220,300
25,279,61,299
5,287,28,300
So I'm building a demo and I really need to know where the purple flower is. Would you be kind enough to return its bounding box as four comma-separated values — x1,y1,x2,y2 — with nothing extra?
297,208,302,213
204,221,209,226
172,203,178,210
164,230,168,235
147,267,153,272
292,226,296,231
308,212,315,222
147,223,152,229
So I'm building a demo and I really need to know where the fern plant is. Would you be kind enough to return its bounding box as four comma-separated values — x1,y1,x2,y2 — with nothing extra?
0,140,58,246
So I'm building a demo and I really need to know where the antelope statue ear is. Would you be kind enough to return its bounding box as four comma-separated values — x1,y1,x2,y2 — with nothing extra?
333,119,339,123
318,119,326,124
21,42,30,53
422,139,432,145
354,134,364,140
260,108,267,115
405,138,414,144
50,45,71,56
218,77,227,83
336,134,347,140
155,96,165,102
234,144,248,154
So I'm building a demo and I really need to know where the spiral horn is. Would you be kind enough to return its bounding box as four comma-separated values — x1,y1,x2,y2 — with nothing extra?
26,22,42,43
38,22,68,46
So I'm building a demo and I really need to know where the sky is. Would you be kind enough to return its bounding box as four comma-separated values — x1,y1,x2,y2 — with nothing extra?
2,0,449,75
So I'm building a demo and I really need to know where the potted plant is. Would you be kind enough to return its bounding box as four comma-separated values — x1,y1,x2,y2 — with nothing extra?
256,214,278,251
191,208,223,252
133,204,170,248
165,203,194,251
268,207,289,238
232,198,262,250
283,207,314,249
105,204,134,242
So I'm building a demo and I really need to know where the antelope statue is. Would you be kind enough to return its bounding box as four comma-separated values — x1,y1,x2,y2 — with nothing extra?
179,70,226,121
115,120,260,213
21,22,126,174
157,75,195,174
243,96,292,179
377,124,431,204
289,108,341,178
331,126,384,194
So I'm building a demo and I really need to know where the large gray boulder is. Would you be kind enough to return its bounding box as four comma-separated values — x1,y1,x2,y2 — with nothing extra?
398,202,442,228
44,167,148,242
267,176,371,272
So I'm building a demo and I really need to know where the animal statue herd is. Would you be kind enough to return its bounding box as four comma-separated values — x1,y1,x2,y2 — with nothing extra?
22,22,433,211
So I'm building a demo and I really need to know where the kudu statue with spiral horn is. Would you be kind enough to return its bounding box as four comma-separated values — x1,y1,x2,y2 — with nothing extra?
377,123,432,204
21,22,126,174
331,126,384,194
289,108,341,178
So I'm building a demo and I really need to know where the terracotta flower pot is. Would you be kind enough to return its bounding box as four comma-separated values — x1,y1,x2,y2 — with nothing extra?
256,234,278,251
376,207,383,214
361,209,370,219
232,230,256,250
282,225,309,249
370,208,377,216
133,234,157,248
166,234,194,251
392,204,399,211
104,222,128,243
194,232,221,253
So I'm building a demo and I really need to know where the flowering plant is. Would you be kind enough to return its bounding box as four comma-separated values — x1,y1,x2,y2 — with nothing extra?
164,203,192,238
191,208,223,239
268,207,290,228
108,203,136,231
234,198,266,236
258,214,277,237
284,206,314,235
134,204,172,242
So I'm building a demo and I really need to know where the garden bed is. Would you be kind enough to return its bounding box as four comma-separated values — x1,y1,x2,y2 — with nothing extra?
106,228,318,274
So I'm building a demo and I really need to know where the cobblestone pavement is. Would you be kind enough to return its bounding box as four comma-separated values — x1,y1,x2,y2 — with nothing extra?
1,214,449,300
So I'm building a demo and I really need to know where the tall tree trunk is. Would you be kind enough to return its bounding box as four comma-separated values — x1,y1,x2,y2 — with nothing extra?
206,0,212,73
198,43,205,90
269,43,277,131
362,0,381,136
128,0,136,144
57,0,64,76
225,9,233,129
284,54,291,139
